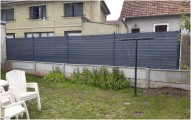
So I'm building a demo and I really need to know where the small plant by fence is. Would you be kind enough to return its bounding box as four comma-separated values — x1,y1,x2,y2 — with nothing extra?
6,31,180,69
44,67,66,82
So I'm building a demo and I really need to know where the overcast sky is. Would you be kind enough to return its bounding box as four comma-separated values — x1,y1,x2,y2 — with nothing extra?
104,0,124,21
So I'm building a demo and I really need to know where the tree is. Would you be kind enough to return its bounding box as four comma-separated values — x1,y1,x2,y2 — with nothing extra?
179,8,190,70
180,10,190,33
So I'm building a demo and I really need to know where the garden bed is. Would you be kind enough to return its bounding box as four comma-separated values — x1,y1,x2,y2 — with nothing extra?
1,71,190,119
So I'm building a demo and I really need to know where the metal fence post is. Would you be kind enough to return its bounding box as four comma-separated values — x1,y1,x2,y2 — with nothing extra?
5,37,8,60
177,29,181,70
32,35,35,61
113,32,116,66
134,39,138,96
67,34,69,63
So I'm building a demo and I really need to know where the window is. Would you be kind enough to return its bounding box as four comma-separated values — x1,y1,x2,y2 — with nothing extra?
25,32,54,38
1,9,14,21
64,3,83,17
29,6,46,19
6,33,15,38
154,23,169,32
64,31,82,36
131,28,140,33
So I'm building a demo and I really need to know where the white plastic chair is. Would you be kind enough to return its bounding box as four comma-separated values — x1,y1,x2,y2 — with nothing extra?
0,87,9,106
0,91,30,120
6,70,41,111
0,87,5,93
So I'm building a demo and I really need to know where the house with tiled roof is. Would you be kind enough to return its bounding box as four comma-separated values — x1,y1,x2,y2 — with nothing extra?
120,1,190,34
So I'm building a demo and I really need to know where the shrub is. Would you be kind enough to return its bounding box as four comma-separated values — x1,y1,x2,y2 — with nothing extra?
71,67,129,90
72,67,91,84
111,68,129,89
44,67,65,82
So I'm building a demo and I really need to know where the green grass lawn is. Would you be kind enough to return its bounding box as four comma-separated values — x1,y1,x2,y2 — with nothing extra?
1,71,190,119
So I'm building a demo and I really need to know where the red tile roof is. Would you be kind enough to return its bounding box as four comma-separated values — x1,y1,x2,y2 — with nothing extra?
121,0,190,18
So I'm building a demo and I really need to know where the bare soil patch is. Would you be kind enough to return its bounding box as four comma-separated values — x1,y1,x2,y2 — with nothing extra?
142,87,190,97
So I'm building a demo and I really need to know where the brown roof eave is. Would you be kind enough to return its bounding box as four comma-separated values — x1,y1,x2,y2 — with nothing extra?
101,1,111,15
124,13,190,19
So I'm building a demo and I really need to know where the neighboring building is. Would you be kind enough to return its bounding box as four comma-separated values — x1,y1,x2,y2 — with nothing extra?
1,21,6,65
120,1,190,70
120,1,190,34
1,0,127,38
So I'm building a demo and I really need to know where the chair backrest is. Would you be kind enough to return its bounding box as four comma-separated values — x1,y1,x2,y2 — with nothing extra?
6,70,27,93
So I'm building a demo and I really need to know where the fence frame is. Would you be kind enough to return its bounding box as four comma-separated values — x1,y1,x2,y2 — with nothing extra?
6,31,180,69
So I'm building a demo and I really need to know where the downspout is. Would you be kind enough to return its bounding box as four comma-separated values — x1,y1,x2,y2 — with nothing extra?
90,1,93,21
53,0,56,34
122,18,128,33
116,21,119,33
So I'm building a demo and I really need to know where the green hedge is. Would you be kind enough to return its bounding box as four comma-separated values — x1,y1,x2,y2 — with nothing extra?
72,67,129,90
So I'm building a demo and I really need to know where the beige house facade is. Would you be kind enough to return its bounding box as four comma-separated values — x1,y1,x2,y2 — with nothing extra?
1,1,127,38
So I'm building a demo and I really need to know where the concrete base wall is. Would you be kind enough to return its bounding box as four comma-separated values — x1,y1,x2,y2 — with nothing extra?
9,60,190,91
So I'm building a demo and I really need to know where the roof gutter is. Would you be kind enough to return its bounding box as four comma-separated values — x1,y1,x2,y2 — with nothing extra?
124,13,190,19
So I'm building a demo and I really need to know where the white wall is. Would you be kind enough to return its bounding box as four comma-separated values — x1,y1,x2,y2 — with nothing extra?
126,15,188,34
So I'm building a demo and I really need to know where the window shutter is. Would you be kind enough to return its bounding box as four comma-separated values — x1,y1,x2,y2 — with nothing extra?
29,7,34,19
1,10,7,21
41,6,46,18
74,3,83,16
64,4,73,17
7,9,14,21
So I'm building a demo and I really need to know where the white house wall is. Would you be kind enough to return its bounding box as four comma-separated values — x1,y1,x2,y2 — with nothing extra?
126,15,188,34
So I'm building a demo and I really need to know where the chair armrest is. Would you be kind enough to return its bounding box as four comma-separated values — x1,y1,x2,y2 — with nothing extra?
3,100,25,108
27,83,39,92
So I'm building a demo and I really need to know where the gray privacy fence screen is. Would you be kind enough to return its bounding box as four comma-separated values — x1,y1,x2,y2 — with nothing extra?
6,31,180,69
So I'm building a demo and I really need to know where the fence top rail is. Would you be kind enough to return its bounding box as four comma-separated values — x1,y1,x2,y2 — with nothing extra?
119,37,154,41
6,31,179,40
